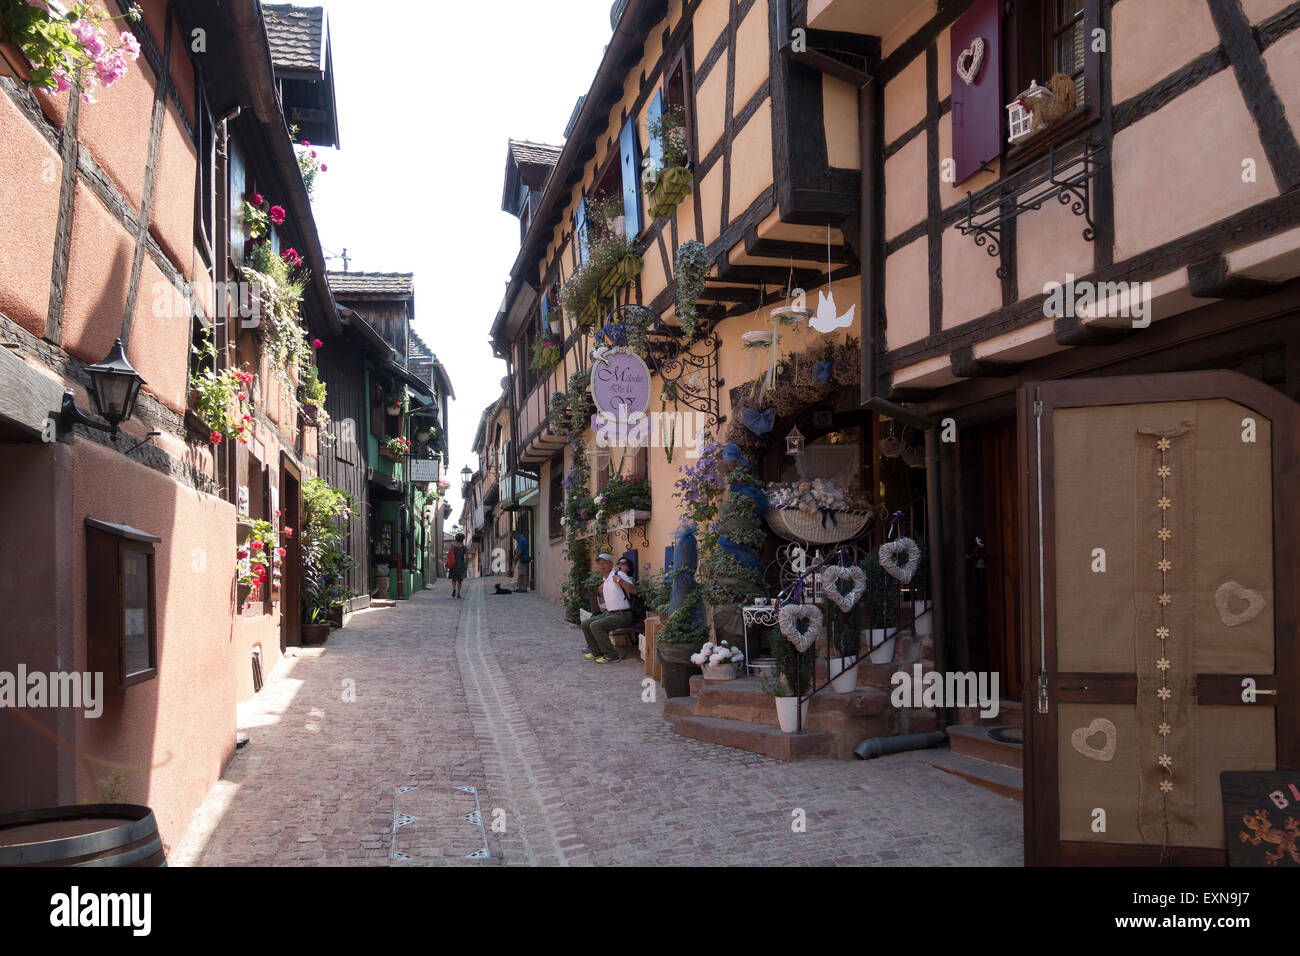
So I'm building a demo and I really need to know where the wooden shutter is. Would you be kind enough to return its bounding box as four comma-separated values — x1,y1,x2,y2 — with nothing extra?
647,90,664,169
619,117,642,239
575,198,589,265
950,0,1002,186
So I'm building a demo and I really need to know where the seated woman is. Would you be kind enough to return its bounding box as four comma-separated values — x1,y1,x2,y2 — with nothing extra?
580,553,639,663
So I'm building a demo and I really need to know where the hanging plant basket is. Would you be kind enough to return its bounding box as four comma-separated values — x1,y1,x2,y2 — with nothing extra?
378,447,404,462
765,507,873,545
597,252,643,299
300,404,322,427
648,166,693,219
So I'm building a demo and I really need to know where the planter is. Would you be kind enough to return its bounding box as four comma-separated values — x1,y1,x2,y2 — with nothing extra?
868,634,896,664
648,166,693,218
327,605,349,629
656,643,701,698
0,22,33,86
577,295,601,331
701,661,739,681
386,405,402,417
378,447,404,462
549,319,563,335
300,404,322,427
605,509,650,531
828,656,859,694
597,253,643,299
774,696,809,733
766,507,873,545
301,623,329,646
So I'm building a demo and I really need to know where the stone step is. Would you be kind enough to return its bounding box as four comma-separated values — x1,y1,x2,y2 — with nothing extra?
694,678,889,728
670,715,833,761
955,699,1024,729
662,696,697,721
923,749,1023,802
946,724,1023,770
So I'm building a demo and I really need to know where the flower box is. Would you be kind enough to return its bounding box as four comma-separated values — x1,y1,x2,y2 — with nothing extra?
596,253,642,299
0,21,32,85
605,509,651,531
300,404,322,427
648,166,693,219
378,447,404,462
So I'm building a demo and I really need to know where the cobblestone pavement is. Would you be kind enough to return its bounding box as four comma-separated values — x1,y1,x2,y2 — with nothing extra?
173,577,1023,866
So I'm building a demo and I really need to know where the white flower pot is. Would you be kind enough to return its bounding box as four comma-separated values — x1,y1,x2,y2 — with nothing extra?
912,601,933,637
774,696,809,733
827,657,858,694
868,634,896,664
701,662,738,681
549,319,562,335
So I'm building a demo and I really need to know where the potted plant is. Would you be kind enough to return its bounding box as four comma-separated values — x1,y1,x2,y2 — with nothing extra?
236,519,278,607
597,473,651,526
189,328,254,447
673,239,709,339
691,640,743,680
547,390,568,436
379,436,411,461
384,384,408,417
645,105,693,218
656,587,706,698
530,333,563,372
297,363,327,426
765,628,815,732
0,1,142,96
547,304,564,336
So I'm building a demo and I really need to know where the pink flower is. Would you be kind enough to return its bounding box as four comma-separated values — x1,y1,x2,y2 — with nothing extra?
210,431,222,445
312,339,322,349
276,547,287,558
310,150,317,158
252,193,264,207
283,527,293,537
51,71,71,94
320,164,327,172
269,205,286,226
119,32,141,62
251,541,264,552
95,51,129,88
301,140,310,147
71,19,106,59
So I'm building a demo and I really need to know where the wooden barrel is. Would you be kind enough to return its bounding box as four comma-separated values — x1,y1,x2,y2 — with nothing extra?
0,804,166,867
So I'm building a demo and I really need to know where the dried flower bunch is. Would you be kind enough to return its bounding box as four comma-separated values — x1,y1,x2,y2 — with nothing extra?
766,477,870,514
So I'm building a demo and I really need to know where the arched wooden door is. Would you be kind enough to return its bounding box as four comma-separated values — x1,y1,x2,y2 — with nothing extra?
1019,372,1299,865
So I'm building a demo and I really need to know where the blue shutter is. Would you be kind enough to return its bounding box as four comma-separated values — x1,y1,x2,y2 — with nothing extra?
540,293,550,323
575,198,589,265
619,117,642,239
647,91,664,169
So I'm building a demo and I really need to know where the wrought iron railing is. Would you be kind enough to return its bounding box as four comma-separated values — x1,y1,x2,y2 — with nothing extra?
755,496,933,733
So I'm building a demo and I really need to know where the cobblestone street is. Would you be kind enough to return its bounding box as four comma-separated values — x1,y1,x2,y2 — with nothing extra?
173,578,1023,866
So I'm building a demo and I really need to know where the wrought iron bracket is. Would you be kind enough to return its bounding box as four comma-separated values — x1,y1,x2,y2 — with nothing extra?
954,138,1108,279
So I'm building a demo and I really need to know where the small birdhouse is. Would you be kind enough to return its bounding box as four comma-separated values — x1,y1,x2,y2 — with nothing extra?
1007,80,1051,144
785,424,805,457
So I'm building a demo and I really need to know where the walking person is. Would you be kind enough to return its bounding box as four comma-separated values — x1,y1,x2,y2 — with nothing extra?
580,554,640,663
447,532,468,598
512,529,531,592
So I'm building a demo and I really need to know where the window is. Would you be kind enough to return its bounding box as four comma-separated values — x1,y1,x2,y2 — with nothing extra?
663,49,695,167
549,451,565,539
1005,0,1099,163
85,519,160,689
576,114,645,262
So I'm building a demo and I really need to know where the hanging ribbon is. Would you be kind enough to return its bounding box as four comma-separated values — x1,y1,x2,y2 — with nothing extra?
819,507,839,529
887,511,907,540
790,577,805,605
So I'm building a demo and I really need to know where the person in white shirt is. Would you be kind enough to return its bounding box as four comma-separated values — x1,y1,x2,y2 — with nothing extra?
581,553,639,663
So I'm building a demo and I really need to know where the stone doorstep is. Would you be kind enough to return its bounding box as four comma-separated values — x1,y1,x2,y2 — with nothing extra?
670,715,834,761
955,699,1024,729
923,749,1024,803
662,696,697,721
945,724,1024,771
695,678,890,723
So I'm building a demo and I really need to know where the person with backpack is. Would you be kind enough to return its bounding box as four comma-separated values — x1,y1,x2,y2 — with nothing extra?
512,529,530,592
580,553,641,663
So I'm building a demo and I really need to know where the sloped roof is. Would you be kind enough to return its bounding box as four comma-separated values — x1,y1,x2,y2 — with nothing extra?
262,3,327,74
326,271,414,297
509,139,562,169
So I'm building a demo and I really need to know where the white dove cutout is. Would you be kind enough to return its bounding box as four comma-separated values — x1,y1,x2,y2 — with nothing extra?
810,289,855,333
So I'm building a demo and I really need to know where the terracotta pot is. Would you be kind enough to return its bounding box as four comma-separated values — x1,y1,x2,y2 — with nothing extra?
0,21,33,86
301,624,329,646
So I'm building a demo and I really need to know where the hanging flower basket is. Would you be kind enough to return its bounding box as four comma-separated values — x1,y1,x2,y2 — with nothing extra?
597,252,643,299
766,507,873,545
648,166,693,219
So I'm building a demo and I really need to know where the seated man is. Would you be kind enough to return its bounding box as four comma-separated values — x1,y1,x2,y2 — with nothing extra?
581,553,639,663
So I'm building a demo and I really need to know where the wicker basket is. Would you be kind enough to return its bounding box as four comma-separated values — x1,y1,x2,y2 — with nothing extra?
766,507,872,545
648,166,693,218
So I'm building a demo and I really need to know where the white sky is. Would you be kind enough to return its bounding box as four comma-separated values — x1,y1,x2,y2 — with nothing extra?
306,0,619,519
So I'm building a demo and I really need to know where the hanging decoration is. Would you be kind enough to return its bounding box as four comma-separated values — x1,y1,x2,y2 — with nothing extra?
778,602,825,653
878,511,921,584
809,230,855,334
1069,718,1118,763
820,564,867,613
955,35,986,86
879,419,902,458
742,406,776,436
784,424,805,457
1214,581,1266,627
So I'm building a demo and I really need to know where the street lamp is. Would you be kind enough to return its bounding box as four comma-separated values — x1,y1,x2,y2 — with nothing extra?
461,465,472,483
61,338,147,439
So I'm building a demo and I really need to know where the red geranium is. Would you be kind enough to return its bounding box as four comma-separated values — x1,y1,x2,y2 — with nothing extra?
252,192,264,207
283,527,294,537
210,431,222,445
313,339,322,348
269,205,286,226
276,547,287,558
251,541,264,551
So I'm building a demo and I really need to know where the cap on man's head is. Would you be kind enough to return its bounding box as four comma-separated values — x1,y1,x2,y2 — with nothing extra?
597,553,615,563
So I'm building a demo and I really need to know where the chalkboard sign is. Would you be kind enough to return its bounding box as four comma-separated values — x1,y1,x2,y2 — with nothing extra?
1220,771,1300,867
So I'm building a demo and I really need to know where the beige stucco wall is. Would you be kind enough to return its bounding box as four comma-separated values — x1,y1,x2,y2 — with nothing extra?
1111,0,1220,104
885,134,927,241
1113,70,1278,261
824,75,862,170
941,224,1002,328
885,236,930,349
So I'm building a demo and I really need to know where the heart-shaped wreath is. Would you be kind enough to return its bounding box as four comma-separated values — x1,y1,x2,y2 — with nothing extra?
955,36,986,86
778,602,825,652
820,565,867,613
878,537,922,584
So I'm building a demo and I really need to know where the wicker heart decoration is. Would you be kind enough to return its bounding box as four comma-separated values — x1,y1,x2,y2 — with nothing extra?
1070,718,1117,762
778,602,824,652
955,36,985,86
1214,581,1265,627
878,537,921,584
821,565,866,613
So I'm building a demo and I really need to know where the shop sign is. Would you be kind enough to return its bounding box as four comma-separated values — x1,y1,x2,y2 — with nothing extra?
410,458,439,483
592,348,650,418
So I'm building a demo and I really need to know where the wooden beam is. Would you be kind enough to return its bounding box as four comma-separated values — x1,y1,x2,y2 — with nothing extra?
950,347,1023,378
0,345,64,440
1188,253,1286,299
1053,316,1135,347
742,226,857,264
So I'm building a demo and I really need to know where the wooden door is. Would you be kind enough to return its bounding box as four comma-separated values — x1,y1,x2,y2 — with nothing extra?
280,457,301,651
981,420,1022,701
1020,372,1299,865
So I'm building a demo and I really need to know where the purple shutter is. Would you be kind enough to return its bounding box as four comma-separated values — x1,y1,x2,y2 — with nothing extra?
951,0,1002,186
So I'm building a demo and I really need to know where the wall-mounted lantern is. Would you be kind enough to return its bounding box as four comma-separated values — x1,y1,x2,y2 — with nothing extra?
61,338,147,439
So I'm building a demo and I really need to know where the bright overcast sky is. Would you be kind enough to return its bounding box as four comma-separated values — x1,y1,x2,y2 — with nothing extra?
306,0,618,520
